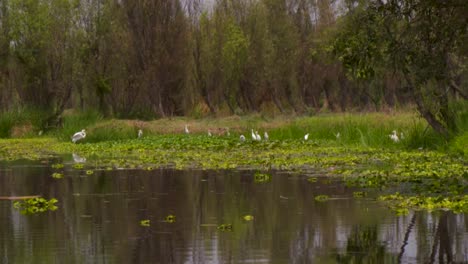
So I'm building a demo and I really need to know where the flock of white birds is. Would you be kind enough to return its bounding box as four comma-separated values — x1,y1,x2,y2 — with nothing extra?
71,125,404,144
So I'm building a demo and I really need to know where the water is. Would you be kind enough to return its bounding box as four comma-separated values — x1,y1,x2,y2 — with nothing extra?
0,162,466,264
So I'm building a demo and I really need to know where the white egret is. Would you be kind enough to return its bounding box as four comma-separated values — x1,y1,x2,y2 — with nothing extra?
255,131,261,141
389,130,399,143
208,130,212,137
240,135,246,142
251,129,256,141
138,129,143,138
264,131,269,141
38,130,43,136
72,129,86,143
304,133,309,141
184,124,190,134
335,132,341,139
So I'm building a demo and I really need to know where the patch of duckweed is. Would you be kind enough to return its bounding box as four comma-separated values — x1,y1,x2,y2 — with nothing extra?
379,193,468,214
314,195,329,202
73,164,84,169
165,214,176,223
307,177,318,183
0,136,466,213
217,224,233,231
52,163,64,169
139,219,150,227
85,170,94,175
52,172,64,179
353,191,367,198
243,215,254,221
254,172,271,183
13,197,58,215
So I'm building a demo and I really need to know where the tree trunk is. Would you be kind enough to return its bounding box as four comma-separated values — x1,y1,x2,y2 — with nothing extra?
405,75,450,138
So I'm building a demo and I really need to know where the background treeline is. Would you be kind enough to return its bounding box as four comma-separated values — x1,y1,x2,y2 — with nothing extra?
0,0,466,135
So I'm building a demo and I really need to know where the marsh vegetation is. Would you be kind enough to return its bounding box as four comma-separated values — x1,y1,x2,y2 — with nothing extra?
0,0,466,262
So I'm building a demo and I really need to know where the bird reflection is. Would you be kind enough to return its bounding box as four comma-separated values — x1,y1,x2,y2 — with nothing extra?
72,153,86,163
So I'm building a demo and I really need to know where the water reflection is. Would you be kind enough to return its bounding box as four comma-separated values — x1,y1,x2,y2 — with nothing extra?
72,153,86,163
0,164,466,263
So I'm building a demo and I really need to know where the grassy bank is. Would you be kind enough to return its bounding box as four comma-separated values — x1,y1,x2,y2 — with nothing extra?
1,110,466,154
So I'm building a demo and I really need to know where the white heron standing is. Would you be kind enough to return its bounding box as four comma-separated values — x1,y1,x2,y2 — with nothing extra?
304,133,309,141
185,124,190,134
72,129,86,143
389,130,399,143
264,131,269,141
138,129,143,138
255,131,261,141
251,129,256,141
335,132,341,139
208,130,212,137
240,135,246,142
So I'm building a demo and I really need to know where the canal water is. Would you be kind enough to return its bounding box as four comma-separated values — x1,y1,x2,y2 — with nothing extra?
0,161,466,263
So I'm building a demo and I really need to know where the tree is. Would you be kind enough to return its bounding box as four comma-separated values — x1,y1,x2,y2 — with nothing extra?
330,0,468,137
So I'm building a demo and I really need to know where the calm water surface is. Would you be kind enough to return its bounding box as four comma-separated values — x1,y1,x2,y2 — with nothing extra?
0,161,466,264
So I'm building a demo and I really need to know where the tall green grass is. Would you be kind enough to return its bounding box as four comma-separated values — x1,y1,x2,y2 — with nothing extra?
82,121,139,143
0,112,15,138
269,113,446,149
57,110,143,142
0,108,47,138
56,110,103,141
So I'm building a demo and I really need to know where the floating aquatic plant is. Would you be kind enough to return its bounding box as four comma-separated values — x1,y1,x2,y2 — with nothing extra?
52,172,63,179
243,215,254,221
353,191,367,198
315,195,329,202
73,163,84,169
307,177,318,183
51,163,64,169
13,197,58,215
140,219,150,227
254,172,271,183
0,135,466,213
217,224,233,231
165,214,176,223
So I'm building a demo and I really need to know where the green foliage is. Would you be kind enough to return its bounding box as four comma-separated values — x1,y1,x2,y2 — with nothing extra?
330,6,382,80
222,20,249,81
449,132,468,157
13,197,58,215
254,172,271,183
57,110,102,141
379,193,468,214
0,112,15,138
139,219,150,227
0,108,48,138
165,214,176,223
353,192,367,198
329,1,468,137
217,223,233,232
314,195,330,202
51,172,63,179
243,215,254,221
